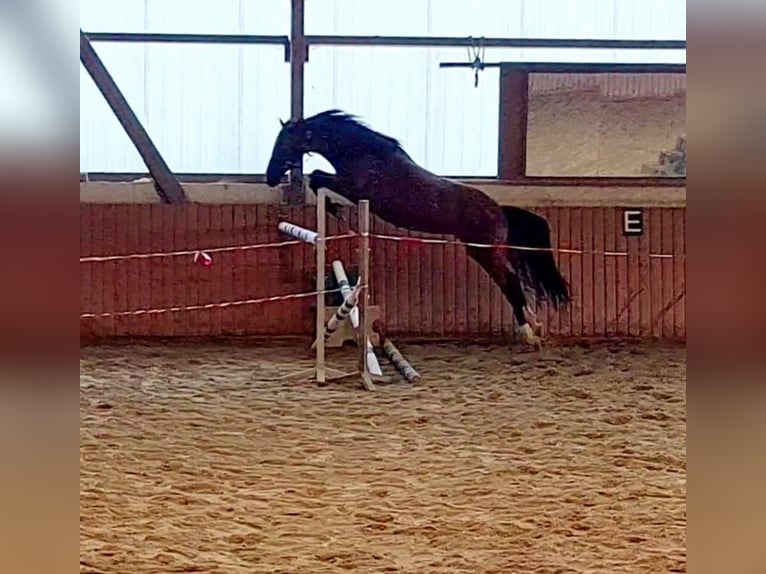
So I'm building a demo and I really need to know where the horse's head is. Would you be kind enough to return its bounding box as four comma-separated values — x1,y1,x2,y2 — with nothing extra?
266,110,410,186
266,118,320,187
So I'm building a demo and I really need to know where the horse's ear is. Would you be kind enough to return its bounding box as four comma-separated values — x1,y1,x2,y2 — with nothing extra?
279,118,286,127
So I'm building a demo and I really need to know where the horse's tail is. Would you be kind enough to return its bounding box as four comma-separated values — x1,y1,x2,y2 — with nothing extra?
501,206,571,307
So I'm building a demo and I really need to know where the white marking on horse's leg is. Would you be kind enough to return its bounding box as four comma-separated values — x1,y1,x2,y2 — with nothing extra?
523,305,544,335
519,323,534,340
518,322,543,352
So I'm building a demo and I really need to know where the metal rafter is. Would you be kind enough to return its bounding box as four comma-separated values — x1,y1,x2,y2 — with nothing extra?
80,29,187,204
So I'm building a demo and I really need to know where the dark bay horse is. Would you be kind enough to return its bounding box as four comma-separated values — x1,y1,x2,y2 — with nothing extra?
265,110,570,348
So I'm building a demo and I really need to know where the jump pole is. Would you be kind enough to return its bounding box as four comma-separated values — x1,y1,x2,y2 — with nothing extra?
372,319,422,384
330,259,383,377
277,221,318,244
380,337,422,384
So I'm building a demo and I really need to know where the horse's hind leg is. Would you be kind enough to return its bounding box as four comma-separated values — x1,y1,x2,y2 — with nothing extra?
520,291,544,336
466,244,542,349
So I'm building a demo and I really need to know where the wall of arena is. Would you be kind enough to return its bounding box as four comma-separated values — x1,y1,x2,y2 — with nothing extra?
80,182,686,341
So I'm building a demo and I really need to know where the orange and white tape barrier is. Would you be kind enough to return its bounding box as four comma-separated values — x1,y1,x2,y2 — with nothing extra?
368,233,678,259
79,232,356,264
79,287,358,319
80,229,680,320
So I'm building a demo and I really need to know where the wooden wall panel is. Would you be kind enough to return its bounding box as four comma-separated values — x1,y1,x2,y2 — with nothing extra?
604,208,617,336
592,208,607,336
80,204,686,341
673,209,686,336
80,205,93,333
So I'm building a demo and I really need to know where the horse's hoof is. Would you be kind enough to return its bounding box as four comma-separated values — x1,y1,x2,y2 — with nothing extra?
518,323,543,352
523,307,544,336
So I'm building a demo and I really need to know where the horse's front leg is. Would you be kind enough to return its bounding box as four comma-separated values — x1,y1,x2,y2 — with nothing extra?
307,169,347,221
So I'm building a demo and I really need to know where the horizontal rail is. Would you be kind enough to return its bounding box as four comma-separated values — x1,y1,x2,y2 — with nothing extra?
81,172,272,183
79,172,685,187
83,32,290,46
82,32,685,52
440,62,686,73
305,35,686,50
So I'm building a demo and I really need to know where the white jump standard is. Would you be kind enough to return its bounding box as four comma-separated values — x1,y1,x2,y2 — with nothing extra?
276,187,379,391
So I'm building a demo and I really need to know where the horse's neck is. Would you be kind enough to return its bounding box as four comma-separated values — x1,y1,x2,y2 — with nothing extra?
316,144,361,174
314,140,410,181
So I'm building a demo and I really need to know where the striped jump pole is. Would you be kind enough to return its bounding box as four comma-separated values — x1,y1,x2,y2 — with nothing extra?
372,320,421,384
331,259,383,377
381,338,421,384
323,279,361,340
331,259,359,327
278,221,319,244
311,279,360,345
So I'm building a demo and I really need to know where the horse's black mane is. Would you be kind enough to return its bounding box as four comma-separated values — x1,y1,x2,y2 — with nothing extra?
303,109,411,159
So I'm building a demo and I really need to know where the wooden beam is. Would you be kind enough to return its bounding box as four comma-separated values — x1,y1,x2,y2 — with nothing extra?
498,67,529,179
315,188,327,384
80,171,686,187
80,181,687,208
79,29,187,204
357,200,376,392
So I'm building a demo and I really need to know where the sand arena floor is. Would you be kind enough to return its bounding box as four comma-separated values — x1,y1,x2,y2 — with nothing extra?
80,340,686,573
